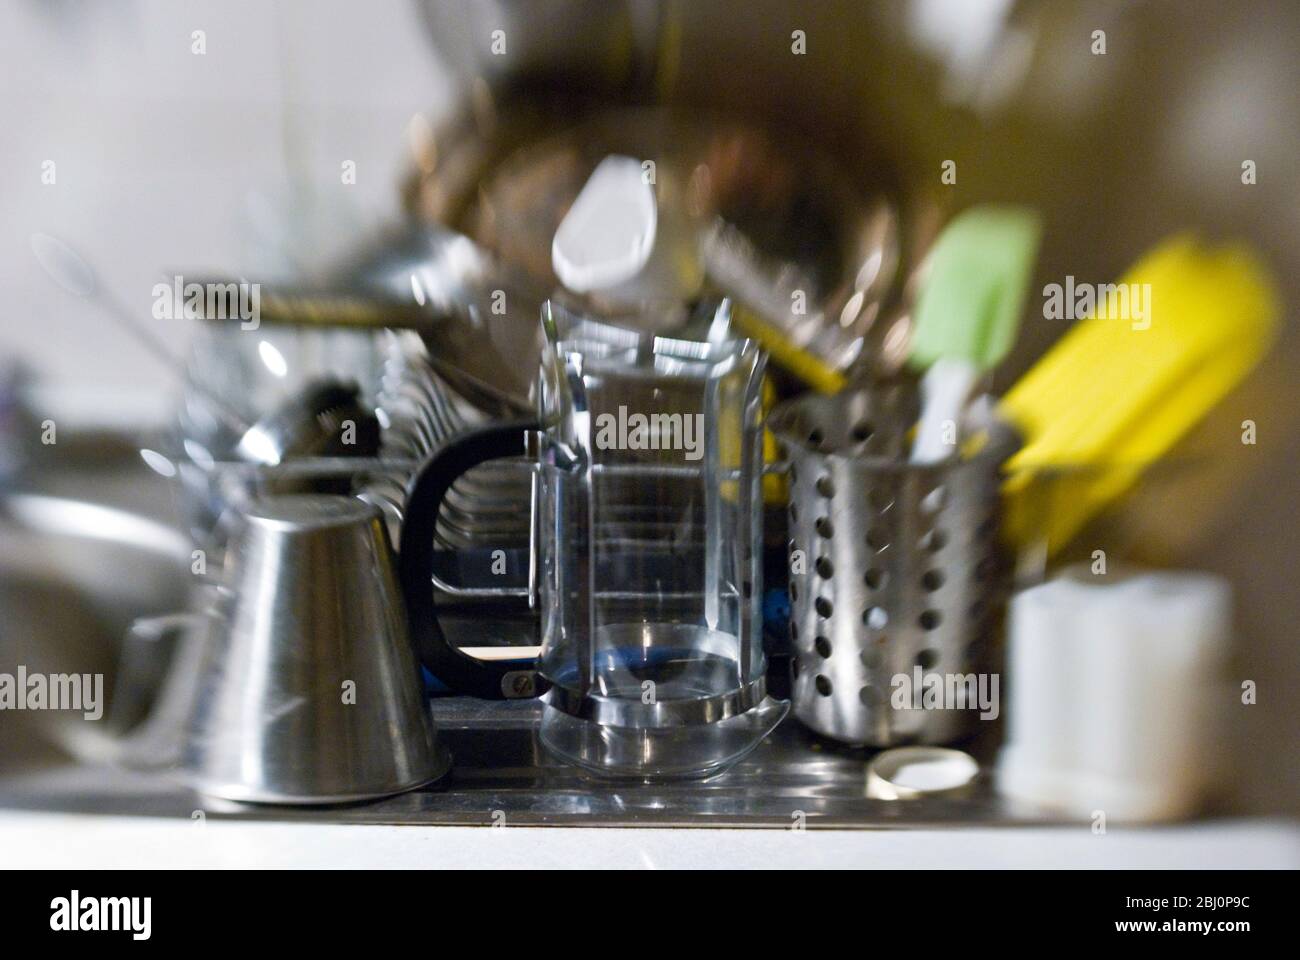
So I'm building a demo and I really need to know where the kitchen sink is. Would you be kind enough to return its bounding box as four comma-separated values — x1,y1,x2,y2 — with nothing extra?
0,439,193,775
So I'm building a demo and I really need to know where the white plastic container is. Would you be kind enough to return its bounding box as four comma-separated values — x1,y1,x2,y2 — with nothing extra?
998,567,1232,820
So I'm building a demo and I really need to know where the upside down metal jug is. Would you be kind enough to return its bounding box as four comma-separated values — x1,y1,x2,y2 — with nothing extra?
399,302,787,778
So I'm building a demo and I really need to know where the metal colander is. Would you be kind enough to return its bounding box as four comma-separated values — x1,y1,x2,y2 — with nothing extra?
769,385,1012,747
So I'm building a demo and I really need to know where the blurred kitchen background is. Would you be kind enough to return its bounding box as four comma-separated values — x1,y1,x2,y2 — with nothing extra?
1,0,1297,816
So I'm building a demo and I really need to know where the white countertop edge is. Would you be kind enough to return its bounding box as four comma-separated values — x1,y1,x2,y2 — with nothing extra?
0,812,1296,869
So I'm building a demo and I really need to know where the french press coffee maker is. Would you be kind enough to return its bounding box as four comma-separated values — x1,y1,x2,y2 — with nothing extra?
399,301,787,778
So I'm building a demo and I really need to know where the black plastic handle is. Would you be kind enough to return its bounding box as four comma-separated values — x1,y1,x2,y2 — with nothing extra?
398,421,542,699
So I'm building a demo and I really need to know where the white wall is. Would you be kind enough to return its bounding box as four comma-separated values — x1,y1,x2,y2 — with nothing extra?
0,0,456,425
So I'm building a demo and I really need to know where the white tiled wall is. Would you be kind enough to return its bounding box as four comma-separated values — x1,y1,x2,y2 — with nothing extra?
0,0,456,426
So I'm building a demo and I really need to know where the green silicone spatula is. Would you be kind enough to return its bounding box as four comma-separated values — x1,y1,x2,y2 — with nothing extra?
908,205,1041,462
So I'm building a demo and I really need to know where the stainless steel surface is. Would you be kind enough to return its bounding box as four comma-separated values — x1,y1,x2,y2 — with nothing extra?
770,387,1011,747
180,495,450,803
0,698,1075,828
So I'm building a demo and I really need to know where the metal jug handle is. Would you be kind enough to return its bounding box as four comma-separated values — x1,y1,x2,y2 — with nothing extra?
398,420,544,700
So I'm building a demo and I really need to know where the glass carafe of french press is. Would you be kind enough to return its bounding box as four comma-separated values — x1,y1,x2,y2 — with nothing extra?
535,302,787,778
399,301,788,779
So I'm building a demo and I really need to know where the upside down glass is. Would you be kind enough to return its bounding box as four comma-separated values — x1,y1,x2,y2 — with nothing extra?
535,302,787,778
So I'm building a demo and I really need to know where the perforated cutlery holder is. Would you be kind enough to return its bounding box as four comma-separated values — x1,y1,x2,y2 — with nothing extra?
769,387,1010,747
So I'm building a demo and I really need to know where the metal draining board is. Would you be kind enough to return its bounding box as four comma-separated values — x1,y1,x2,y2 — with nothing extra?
0,699,1074,829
